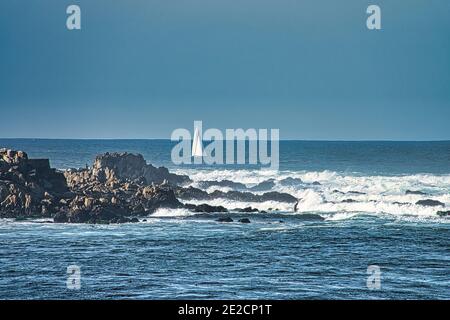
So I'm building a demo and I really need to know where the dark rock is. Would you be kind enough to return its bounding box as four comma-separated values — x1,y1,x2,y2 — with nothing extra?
279,177,303,186
0,149,68,218
296,213,324,221
341,199,357,203
249,179,275,191
406,190,428,195
184,203,228,213
176,186,297,203
436,210,450,217
238,218,251,223
415,199,445,207
197,180,246,190
197,179,275,192
347,191,366,195
333,190,365,195
312,181,321,186
234,206,259,213
216,217,233,222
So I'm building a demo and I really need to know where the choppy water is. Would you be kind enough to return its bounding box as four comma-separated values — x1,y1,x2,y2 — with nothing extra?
0,139,449,299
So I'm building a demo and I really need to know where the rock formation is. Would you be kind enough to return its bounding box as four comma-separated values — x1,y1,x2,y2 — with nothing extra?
0,149,68,218
0,149,229,223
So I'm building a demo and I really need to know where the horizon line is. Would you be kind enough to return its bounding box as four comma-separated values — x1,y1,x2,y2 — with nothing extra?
0,137,449,142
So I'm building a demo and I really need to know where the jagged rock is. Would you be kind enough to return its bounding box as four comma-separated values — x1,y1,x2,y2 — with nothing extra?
0,149,68,218
415,199,445,207
1,149,302,224
92,152,190,185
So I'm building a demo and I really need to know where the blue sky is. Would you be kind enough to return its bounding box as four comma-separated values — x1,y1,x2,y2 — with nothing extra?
0,0,449,140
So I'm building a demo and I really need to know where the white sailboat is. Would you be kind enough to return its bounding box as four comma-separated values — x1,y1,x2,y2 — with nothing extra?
191,126,203,157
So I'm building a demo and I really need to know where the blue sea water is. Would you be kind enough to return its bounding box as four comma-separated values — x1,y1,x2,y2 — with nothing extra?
0,139,449,299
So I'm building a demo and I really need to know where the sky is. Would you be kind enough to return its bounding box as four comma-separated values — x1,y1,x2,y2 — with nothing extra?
0,0,449,140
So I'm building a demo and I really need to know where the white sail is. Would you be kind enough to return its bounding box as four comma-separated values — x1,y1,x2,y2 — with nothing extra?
192,127,203,157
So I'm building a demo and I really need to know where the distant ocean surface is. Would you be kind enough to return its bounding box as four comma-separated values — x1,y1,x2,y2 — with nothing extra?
0,139,449,299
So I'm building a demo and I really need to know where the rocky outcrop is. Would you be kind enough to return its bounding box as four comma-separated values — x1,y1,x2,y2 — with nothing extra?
0,149,240,223
0,149,68,218
175,186,297,203
91,152,190,186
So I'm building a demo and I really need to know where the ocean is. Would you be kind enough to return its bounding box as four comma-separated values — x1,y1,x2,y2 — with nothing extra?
0,139,449,299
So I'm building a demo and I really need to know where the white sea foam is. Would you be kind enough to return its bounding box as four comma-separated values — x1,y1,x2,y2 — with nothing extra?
151,208,196,217
174,168,450,219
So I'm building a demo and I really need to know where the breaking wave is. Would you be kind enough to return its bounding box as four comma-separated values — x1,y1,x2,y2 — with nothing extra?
175,168,450,220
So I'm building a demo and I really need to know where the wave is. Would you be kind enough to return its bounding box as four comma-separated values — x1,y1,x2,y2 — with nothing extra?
151,208,196,218
174,168,450,219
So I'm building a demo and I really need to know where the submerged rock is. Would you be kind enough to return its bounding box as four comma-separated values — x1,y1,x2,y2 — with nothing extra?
248,179,275,191
279,177,303,186
216,217,233,223
197,180,246,190
415,199,445,207
176,187,297,203
184,203,228,213
296,213,324,221
234,206,259,213
341,199,357,203
436,210,450,217
406,190,428,195
238,218,251,223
